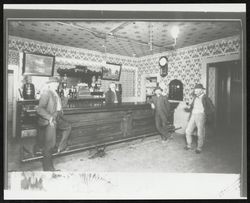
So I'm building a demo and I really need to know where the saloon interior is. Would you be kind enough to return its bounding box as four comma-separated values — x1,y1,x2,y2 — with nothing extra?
6,18,244,173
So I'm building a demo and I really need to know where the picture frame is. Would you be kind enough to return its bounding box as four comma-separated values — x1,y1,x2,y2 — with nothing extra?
23,52,55,76
101,62,122,81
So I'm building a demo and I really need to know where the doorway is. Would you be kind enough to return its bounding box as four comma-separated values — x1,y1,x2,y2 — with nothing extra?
208,60,242,134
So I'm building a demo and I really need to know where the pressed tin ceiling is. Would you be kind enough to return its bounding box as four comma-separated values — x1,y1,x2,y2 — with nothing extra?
8,20,241,57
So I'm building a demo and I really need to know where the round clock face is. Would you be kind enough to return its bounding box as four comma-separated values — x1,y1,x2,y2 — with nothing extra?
159,57,168,66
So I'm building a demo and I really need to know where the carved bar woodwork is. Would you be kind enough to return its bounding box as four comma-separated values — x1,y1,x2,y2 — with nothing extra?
16,101,177,163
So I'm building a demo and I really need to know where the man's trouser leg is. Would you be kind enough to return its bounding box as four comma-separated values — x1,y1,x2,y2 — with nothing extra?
196,113,206,151
155,114,168,139
57,127,71,152
34,126,45,154
155,114,164,139
161,116,170,139
43,124,56,171
185,114,197,148
56,115,72,152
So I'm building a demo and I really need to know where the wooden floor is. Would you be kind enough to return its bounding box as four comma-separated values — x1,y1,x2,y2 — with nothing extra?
8,129,241,173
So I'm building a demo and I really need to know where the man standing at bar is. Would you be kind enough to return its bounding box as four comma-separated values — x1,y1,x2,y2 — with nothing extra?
35,77,72,171
150,86,171,141
105,83,118,104
184,84,215,154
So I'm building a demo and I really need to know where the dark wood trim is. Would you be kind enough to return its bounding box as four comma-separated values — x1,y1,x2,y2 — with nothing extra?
206,64,209,96
214,68,218,127
240,23,247,198
63,103,150,114
17,100,178,163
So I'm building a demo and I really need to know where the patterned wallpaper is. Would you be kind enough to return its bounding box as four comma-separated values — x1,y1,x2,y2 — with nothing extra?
208,67,216,105
8,36,137,97
8,49,20,66
8,36,137,66
137,35,240,102
8,35,240,102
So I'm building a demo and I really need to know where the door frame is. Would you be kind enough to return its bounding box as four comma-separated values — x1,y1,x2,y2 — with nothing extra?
7,69,14,122
140,73,161,102
8,65,19,138
201,53,240,89
203,53,240,127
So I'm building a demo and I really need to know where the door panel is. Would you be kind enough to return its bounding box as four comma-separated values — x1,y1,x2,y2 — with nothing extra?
8,70,14,122
211,60,241,131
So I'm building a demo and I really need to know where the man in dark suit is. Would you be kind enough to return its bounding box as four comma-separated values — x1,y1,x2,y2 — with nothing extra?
35,77,72,171
150,87,171,141
105,83,121,104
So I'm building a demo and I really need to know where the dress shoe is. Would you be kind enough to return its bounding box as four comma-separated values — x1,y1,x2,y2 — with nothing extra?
43,167,60,171
33,145,43,156
161,136,168,141
57,146,69,153
184,146,191,150
164,138,172,144
42,155,55,171
52,146,59,154
169,135,174,139
195,149,202,154
42,163,56,171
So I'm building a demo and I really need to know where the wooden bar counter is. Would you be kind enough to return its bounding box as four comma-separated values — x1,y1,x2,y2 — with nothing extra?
19,102,159,162
63,102,157,151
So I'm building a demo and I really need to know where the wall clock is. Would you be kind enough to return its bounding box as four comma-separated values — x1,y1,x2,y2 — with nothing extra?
159,56,168,77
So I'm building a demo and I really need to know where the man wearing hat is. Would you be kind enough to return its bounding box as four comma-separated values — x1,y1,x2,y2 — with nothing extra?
35,77,72,171
150,86,171,141
184,83,215,154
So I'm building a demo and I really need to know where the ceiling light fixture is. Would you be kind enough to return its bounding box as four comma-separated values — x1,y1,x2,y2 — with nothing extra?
170,26,180,45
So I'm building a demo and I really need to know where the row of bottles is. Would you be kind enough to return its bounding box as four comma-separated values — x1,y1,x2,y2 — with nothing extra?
20,74,104,100
58,83,78,99
89,75,102,92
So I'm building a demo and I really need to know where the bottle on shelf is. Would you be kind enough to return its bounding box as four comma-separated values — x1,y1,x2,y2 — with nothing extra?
59,88,64,98
63,74,67,83
68,88,72,98
35,91,41,100
71,86,74,98
73,86,77,98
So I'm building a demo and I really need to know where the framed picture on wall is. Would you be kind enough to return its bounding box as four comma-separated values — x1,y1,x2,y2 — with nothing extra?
102,62,122,81
23,52,55,76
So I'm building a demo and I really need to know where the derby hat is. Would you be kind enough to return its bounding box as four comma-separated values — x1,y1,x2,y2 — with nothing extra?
194,83,205,89
154,86,163,92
